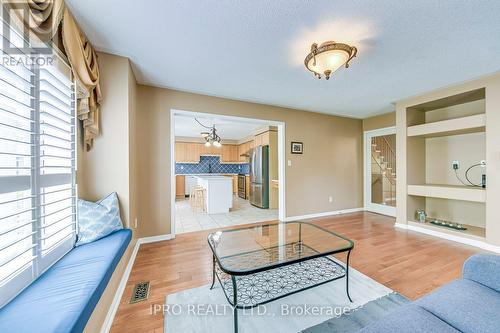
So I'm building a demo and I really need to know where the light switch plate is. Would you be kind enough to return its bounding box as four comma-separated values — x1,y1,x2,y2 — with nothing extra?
287,160,292,167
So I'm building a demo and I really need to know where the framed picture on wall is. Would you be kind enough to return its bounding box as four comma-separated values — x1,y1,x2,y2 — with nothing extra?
291,142,303,154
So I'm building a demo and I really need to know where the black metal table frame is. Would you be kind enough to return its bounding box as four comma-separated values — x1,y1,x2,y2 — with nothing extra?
207,222,354,333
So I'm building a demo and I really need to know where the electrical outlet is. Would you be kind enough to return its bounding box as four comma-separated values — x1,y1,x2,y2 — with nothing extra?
328,196,333,203
480,160,486,167
134,218,138,229
287,160,292,167
452,161,459,170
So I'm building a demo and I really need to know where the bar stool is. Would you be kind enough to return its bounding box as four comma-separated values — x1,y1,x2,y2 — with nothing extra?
190,186,206,212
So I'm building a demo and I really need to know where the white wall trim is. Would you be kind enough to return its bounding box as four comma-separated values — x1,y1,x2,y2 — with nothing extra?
100,240,141,333
283,207,364,222
100,233,174,332
395,223,500,254
137,233,175,245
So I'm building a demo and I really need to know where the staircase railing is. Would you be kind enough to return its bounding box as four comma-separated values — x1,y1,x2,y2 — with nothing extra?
371,136,396,206
371,136,396,185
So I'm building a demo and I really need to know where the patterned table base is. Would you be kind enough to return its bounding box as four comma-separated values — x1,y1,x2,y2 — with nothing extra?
215,254,346,308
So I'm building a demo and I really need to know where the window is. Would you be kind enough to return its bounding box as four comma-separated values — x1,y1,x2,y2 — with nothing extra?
0,16,76,306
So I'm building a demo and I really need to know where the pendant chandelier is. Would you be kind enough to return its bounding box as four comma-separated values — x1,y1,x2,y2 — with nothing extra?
196,118,222,147
304,41,357,80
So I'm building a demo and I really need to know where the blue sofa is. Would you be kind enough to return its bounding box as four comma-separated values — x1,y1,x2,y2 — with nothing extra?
0,229,132,333
361,254,500,333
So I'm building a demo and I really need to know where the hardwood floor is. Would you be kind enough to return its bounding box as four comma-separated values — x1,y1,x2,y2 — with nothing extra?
110,212,481,333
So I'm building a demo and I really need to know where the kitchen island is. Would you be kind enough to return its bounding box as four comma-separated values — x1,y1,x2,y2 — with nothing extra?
195,175,233,214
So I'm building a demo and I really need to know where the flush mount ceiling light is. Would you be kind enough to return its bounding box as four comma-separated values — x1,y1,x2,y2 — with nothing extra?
304,41,357,80
195,118,222,147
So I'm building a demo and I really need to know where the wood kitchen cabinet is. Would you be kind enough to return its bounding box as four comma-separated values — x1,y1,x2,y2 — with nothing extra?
175,175,185,197
238,141,252,162
254,131,270,147
232,175,238,194
175,141,244,163
221,145,238,163
254,134,262,147
175,142,200,163
200,143,217,156
245,175,250,199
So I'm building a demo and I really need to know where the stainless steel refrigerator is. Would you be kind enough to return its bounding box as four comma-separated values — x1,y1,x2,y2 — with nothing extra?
249,146,269,208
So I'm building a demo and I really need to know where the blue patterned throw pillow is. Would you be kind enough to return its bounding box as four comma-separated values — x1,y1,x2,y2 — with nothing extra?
76,192,124,246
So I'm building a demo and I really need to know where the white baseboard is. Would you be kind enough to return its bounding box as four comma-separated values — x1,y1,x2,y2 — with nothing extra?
283,207,364,222
137,233,175,245
395,223,500,254
100,233,174,332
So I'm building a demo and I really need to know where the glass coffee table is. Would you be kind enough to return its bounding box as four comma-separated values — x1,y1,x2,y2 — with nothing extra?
207,221,354,332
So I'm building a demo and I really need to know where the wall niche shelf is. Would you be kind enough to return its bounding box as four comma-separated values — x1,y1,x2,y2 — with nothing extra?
407,221,486,240
407,114,485,138
407,184,486,203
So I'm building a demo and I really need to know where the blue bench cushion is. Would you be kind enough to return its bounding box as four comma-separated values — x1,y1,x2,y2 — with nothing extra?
0,229,132,333
416,279,500,333
359,303,460,333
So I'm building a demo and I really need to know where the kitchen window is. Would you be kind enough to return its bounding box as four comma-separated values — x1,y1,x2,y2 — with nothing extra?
0,17,76,307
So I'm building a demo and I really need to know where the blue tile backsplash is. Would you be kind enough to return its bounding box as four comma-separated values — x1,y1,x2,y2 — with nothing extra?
176,156,249,175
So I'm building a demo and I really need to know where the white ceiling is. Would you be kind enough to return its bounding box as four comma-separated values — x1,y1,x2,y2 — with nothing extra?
174,114,263,141
66,0,500,118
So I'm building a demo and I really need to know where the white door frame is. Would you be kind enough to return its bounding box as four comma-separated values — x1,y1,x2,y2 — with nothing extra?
170,109,286,238
363,126,396,217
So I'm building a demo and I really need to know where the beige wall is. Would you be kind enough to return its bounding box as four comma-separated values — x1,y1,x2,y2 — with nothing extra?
135,85,363,237
78,53,139,332
128,62,138,230
485,75,500,245
362,112,395,131
425,131,486,228
78,53,136,229
268,130,279,209
425,133,485,186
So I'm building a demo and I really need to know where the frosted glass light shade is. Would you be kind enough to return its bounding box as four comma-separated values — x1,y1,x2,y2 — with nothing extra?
306,50,350,75
304,41,357,79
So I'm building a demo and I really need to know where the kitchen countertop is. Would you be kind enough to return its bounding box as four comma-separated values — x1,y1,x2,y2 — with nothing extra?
193,175,232,179
193,174,233,214
175,173,247,176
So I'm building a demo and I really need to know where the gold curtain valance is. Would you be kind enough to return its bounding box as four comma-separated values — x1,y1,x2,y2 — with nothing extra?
62,8,102,151
2,0,102,151
3,0,64,42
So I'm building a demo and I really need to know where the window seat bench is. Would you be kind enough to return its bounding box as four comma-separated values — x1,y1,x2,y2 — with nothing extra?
0,229,132,333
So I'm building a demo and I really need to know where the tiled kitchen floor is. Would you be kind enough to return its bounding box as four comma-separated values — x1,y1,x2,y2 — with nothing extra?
175,195,279,233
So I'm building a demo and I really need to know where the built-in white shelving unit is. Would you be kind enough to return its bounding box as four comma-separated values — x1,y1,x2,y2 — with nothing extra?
407,113,485,138
397,85,490,241
396,74,500,250
407,184,486,203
